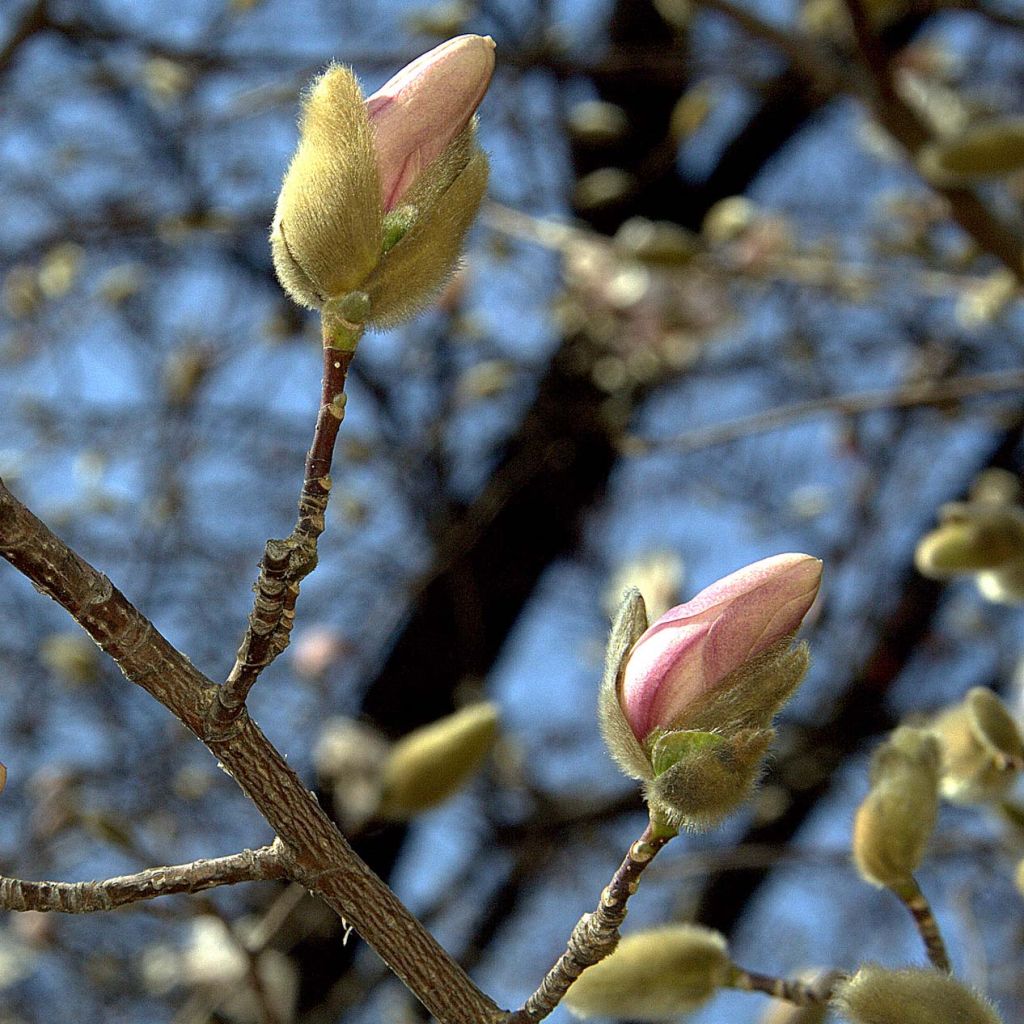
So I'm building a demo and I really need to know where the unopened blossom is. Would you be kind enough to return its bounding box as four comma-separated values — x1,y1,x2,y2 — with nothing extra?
271,35,495,327
620,553,822,741
366,35,495,211
598,554,822,831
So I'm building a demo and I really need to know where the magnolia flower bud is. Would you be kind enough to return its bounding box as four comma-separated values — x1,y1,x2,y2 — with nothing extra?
377,702,499,820
367,35,494,211
931,687,1024,804
853,727,940,889
832,966,1003,1024
599,554,821,829
271,35,494,326
563,924,730,1021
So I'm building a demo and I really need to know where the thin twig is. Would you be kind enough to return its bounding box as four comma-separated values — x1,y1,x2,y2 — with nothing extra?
893,875,952,973
620,368,1024,455
506,822,675,1023
217,320,361,721
0,844,286,914
728,966,843,1006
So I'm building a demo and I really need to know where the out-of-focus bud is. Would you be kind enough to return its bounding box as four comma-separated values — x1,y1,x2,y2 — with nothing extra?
377,702,499,819
931,687,1024,804
314,717,390,832
604,549,685,623
832,965,1003,1024
271,36,494,329
702,196,757,244
573,168,636,210
563,924,729,1021
669,84,712,141
852,727,940,889
567,100,629,146
614,218,698,266
915,476,1024,605
599,555,821,830
0,761,6,797
39,632,101,687
1015,858,1024,898
919,118,1024,183
971,468,1022,506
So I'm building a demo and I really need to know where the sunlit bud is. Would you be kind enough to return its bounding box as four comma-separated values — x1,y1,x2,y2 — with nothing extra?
377,702,499,819
914,503,1024,577
932,687,1024,804
619,554,821,742
852,727,940,889
599,556,820,829
563,924,729,1021
1015,858,1024,898
567,99,629,146
366,35,494,211
919,118,1024,183
271,36,494,326
832,965,1003,1024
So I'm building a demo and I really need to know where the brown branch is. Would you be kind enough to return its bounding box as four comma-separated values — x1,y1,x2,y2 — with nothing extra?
893,876,952,973
0,844,287,914
216,322,360,722
0,476,505,1024
728,966,843,1006
506,823,674,1023
622,368,1024,454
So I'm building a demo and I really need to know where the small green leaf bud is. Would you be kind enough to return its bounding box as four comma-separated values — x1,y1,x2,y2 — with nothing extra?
852,727,940,888
932,688,1024,804
377,702,498,819
563,924,730,1021
832,965,1004,1024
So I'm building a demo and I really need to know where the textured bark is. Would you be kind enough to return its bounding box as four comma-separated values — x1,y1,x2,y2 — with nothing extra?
0,478,504,1024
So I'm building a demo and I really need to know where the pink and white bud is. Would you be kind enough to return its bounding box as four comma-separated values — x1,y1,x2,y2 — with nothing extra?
621,553,822,741
366,34,496,211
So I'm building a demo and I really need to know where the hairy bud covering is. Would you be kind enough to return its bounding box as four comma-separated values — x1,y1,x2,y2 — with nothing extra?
832,965,1003,1024
564,924,730,1021
852,727,940,888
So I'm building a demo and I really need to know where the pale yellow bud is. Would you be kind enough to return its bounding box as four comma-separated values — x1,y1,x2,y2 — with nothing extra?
271,65,383,309
932,688,1024,803
852,727,940,888
914,505,1024,577
564,924,730,1021
377,702,499,819
832,965,1003,1024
